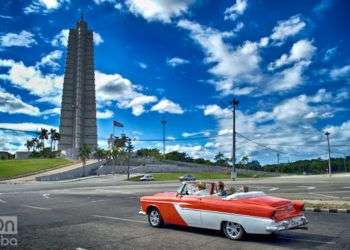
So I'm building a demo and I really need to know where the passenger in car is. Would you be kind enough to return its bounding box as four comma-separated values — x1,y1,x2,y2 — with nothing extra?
216,181,227,197
226,186,236,195
194,182,209,196
240,185,249,192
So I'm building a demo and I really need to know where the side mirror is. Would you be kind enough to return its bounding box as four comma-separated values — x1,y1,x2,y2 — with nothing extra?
176,192,182,197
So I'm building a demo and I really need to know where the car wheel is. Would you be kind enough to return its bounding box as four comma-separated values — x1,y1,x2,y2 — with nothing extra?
223,221,245,240
148,208,163,227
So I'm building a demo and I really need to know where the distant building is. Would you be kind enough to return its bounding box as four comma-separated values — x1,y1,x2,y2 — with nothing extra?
15,151,30,160
58,16,97,159
0,151,12,160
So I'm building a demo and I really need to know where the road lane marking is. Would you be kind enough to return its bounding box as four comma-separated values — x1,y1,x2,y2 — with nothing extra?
269,187,279,191
22,205,52,210
297,186,316,190
309,193,340,199
92,215,147,224
0,198,7,203
278,236,336,245
42,193,51,199
90,199,105,203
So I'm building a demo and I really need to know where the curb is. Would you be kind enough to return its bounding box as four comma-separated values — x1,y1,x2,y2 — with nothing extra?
304,207,350,213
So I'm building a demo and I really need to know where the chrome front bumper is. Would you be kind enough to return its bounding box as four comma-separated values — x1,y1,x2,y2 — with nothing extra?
266,216,308,232
139,210,146,215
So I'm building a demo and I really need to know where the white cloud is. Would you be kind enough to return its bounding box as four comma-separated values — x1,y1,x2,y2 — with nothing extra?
95,71,158,116
324,47,337,61
138,62,148,69
52,29,104,47
0,15,13,19
182,131,210,138
165,144,212,159
0,123,59,153
268,39,316,70
224,0,248,21
151,98,184,114
0,88,41,116
123,95,158,116
178,19,261,95
167,57,189,67
36,50,63,70
313,0,333,14
97,109,114,119
270,15,305,43
125,0,194,23
0,31,37,48
330,64,350,81
41,107,60,115
0,122,57,132
93,0,115,4
323,120,350,141
93,32,104,45
203,104,231,118
202,89,346,164
24,0,70,14
268,61,310,91
51,29,69,47
0,59,63,103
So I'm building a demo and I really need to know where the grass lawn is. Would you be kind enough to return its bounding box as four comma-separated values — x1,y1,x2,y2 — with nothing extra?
130,171,272,181
0,158,72,180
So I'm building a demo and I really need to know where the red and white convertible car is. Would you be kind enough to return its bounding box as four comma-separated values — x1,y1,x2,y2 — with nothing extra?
139,182,308,240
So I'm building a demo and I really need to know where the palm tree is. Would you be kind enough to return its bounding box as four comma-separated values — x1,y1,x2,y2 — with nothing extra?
25,140,33,152
95,148,106,161
31,138,39,152
79,144,92,177
36,141,44,152
38,128,49,149
53,131,60,151
49,129,57,151
126,137,134,180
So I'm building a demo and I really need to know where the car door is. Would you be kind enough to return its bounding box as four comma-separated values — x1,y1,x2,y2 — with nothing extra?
175,195,202,227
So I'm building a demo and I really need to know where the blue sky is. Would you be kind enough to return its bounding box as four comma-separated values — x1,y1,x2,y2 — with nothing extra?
0,0,349,164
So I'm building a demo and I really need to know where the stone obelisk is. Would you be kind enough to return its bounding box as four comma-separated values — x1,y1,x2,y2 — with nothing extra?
58,16,97,158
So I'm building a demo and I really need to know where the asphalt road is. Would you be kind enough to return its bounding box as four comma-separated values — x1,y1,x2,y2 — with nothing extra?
1,174,350,249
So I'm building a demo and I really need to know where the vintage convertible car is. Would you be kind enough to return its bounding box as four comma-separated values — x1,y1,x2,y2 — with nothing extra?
139,182,308,240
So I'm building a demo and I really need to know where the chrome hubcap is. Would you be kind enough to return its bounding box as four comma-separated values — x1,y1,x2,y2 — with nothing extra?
226,222,241,238
149,210,160,226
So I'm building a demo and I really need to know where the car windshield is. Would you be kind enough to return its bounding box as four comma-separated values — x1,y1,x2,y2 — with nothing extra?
180,182,211,196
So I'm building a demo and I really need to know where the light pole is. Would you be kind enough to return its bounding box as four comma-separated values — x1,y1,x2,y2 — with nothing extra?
161,119,167,156
231,98,239,180
325,131,332,177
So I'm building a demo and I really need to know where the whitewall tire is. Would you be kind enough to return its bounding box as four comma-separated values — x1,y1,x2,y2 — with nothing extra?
223,221,245,240
148,208,163,227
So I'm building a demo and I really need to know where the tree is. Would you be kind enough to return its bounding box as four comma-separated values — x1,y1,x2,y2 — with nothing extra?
110,134,129,167
239,155,249,168
79,144,92,177
52,131,60,151
25,140,33,152
38,128,49,147
214,152,229,166
49,129,57,151
164,151,189,162
35,141,44,152
95,148,107,161
126,138,134,180
136,148,161,158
